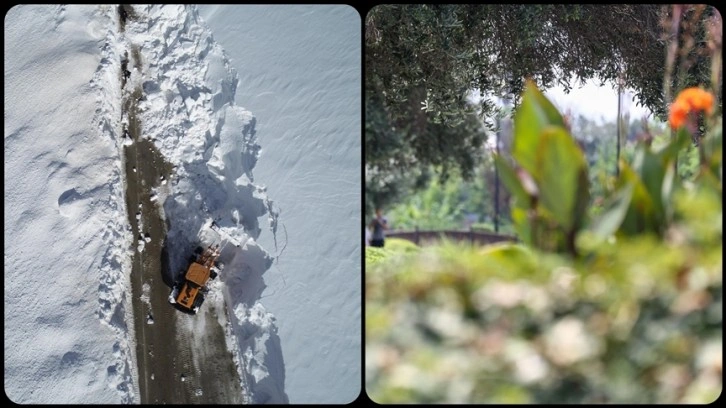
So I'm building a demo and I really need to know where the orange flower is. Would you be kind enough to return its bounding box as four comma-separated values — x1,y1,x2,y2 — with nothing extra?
669,87,715,129
678,87,715,113
669,99,690,130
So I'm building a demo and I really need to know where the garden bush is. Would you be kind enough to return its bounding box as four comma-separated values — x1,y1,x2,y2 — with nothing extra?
366,81,722,403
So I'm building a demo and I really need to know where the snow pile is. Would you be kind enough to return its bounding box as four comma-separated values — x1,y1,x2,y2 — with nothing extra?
233,302,285,402
199,5,362,403
121,5,283,403
122,5,276,254
4,5,135,404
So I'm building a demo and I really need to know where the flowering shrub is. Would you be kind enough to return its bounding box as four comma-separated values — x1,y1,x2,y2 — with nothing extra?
366,83,722,404
669,87,715,130
367,5,722,402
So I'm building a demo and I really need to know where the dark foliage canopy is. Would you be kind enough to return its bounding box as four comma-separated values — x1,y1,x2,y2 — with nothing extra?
365,4,718,211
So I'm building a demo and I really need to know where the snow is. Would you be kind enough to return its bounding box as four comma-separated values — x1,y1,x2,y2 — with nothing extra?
140,283,151,306
4,5,135,404
5,4,361,404
198,5,362,403
119,6,278,401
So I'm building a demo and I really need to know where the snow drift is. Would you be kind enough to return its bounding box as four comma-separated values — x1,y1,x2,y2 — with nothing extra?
198,5,362,403
119,4,285,403
5,5,135,403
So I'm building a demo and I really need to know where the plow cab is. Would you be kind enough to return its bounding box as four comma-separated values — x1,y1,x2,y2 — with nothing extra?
170,244,221,313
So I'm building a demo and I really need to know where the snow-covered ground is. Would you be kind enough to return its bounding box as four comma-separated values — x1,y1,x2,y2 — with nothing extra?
5,5,135,403
5,4,361,404
198,5,362,404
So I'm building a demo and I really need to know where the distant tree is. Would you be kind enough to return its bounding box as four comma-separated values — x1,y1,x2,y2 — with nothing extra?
365,93,486,213
365,4,719,209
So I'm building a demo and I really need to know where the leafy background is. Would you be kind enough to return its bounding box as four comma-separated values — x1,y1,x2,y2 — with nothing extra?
366,84,722,403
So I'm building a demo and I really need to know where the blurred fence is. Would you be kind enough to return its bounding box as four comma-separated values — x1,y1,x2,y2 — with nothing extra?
386,228,517,246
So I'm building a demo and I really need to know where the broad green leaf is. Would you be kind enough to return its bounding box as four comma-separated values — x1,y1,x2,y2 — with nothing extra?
512,95,544,175
618,162,657,235
573,162,592,231
512,80,566,175
637,148,668,225
660,152,677,223
527,81,567,128
590,182,635,238
493,155,529,207
630,132,689,234
701,120,722,180
536,126,588,231
656,127,693,162
512,207,532,245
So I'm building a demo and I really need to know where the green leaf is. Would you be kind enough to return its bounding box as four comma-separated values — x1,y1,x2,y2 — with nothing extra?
618,162,657,235
700,119,722,181
636,148,668,226
628,129,688,233
658,127,693,161
527,81,567,127
573,162,592,231
512,207,533,245
660,161,676,222
493,155,529,207
512,80,566,175
536,126,588,231
590,182,635,238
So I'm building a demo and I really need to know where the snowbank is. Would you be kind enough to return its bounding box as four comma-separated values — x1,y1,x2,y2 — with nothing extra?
120,4,285,403
4,5,135,403
198,5,362,403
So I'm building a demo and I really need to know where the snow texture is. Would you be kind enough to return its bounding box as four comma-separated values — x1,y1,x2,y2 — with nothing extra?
198,5,362,403
5,4,361,404
5,5,135,403
120,4,281,402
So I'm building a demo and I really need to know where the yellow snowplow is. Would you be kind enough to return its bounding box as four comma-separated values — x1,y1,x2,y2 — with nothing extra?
172,245,221,313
